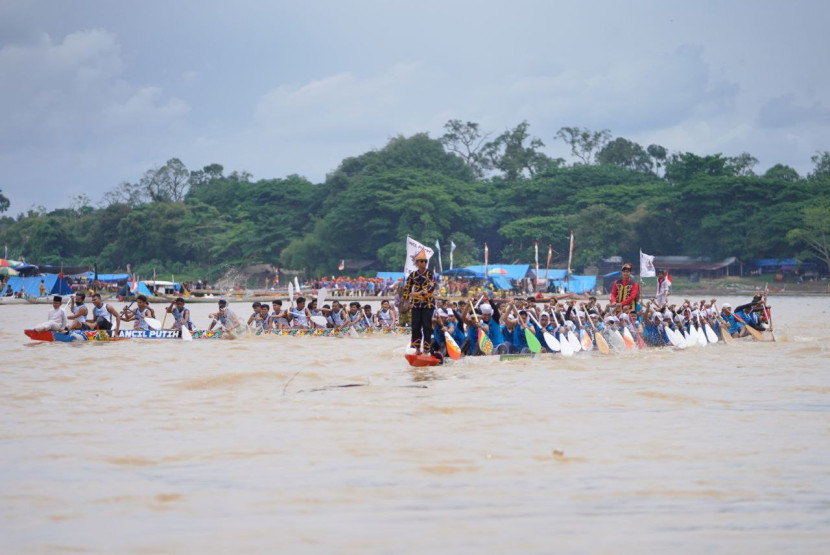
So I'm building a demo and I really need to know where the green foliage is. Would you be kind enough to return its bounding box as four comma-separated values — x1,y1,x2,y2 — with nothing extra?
0,126,826,277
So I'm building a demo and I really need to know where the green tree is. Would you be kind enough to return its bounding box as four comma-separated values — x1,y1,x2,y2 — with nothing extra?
763,164,800,182
0,189,9,213
440,119,490,178
596,137,652,173
664,152,736,183
555,126,611,165
647,144,668,176
482,121,552,180
809,151,830,181
787,204,830,272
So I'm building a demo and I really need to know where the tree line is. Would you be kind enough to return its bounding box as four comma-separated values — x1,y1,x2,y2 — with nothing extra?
1,121,829,279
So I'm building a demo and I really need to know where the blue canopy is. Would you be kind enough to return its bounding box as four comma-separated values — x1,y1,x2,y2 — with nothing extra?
488,275,512,290
548,274,598,294
74,272,130,282
442,267,484,278
3,274,73,297
466,264,531,281
531,269,567,282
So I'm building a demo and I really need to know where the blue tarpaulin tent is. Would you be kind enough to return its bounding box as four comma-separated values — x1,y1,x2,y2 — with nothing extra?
531,269,568,284
465,264,531,281
3,274,73,297
547,273,598,294
488,275,512,290
441,268,484,278
74,272,130,283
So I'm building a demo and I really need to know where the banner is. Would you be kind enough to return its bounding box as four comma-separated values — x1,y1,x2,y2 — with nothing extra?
544,244,552,287
484,243,489,278
640,250,656,278
567,231,574,276
435,240,443,273
404,236,435,276
534,242,539,287
450,240,456,270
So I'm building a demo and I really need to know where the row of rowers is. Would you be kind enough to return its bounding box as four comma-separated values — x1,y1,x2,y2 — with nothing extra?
38,293,403,335
427,295,771,356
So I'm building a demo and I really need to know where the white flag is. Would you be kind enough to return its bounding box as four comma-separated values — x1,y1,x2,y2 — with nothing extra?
404,236,434,276
449,240,456,270
640,250,656,278
435,240,443,273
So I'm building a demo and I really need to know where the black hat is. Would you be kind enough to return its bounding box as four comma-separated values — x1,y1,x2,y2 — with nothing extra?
218,299,227,307
53,295,62,303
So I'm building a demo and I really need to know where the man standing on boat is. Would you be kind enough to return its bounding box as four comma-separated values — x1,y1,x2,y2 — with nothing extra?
403,249,436,354
610,262,640,311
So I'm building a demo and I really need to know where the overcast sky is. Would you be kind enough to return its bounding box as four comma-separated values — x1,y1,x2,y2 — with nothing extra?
1,0,828,212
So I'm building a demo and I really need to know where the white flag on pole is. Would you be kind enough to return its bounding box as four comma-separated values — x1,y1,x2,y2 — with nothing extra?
404,236,434,276
435,240,443,273
449,240,456,269
640,250,656,278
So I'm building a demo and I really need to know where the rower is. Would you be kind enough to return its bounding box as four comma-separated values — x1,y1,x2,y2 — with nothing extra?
208,299,242,334
289,296,311,329
165,297,192,331
88,293,121,335
122,295,155,330
376,299,397,330
67,292,90,330
269,300,289,330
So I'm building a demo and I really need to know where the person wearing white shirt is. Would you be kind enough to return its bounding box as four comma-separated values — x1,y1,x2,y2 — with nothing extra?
34,296,69,332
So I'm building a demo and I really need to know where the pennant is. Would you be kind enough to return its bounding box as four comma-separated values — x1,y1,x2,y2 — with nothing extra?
450,240,456,270
534,241,540,287
665,271,673,286
640,250,656,278
567,231,574,276
435,240,443,273
404,236,435,275
484,243,489,278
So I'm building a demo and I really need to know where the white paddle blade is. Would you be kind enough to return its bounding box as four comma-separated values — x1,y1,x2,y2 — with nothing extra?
543,331,560,352
181,327,192,341
704,323,719,343
559,334,574,356
310,315,328,327
145,317,162,331
317,287,327,308
294,276,301,294
288,283,294,304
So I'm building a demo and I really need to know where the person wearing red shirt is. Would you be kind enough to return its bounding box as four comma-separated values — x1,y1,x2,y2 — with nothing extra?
610,262,640,310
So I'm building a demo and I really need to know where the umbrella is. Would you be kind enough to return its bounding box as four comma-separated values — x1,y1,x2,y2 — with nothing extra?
0,259,13,267
0,266,19,276
488,267,509,275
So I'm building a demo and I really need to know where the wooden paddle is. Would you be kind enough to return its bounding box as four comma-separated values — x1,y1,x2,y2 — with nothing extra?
583,311,610,355
732,312,765,341
710,303,734,345
468,300,493,355
573,309,594,351
444,330,462,360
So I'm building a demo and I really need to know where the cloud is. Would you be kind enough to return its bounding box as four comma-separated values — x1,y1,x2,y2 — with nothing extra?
758,93,830,128
0,30,188,149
